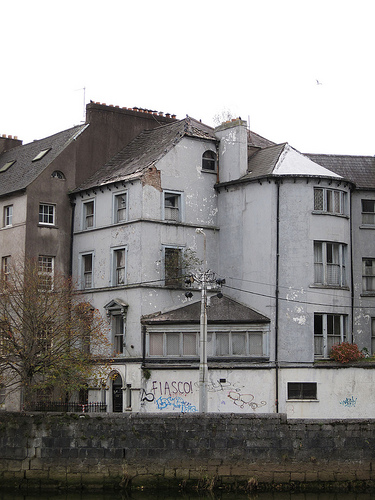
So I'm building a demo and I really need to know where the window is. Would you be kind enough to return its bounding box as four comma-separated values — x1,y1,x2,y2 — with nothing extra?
148,328,266,358
51,170,65,180
287,382,317,400
39,204,55,225
0,160,16,173
83,200,95,229
114,193,127,223
113,314,124,355
202,150,216,171
372,318,375,355
112,248,126,285
363,259,375,293
148,332,198,357
314,242,346,287
38,256,54,290
314,187,346,215
82,254,93,289
3,205,12,227
32,149,51,162
1,256,10,282
362,200,375,225
164,247,183,286
314,313,347,358
164,191,181,222
0,323,10,356
0,385,5,406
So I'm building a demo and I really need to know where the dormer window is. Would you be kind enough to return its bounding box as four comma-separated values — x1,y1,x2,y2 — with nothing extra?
202,150,216,171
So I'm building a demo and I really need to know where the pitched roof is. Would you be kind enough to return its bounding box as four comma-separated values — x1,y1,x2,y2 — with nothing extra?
72,118,217,192
0,125,87,197
142,295,270,325
305,154,375,189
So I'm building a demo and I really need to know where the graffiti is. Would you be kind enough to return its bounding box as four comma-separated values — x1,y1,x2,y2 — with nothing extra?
151,380,193,397
155,396,197,413
140,389,155,403
228,390,267,410
340,396,357,408
206,379,244,393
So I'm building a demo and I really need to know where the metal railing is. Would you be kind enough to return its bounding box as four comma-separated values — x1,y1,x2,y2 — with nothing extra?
25,401,107,413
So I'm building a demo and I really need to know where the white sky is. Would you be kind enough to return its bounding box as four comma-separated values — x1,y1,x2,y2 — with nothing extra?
1,0,374,156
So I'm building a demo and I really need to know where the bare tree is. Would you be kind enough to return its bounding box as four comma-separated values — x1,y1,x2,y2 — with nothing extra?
0,259,111,407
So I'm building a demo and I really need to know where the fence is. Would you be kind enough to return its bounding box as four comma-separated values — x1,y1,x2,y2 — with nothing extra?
25,401,107,413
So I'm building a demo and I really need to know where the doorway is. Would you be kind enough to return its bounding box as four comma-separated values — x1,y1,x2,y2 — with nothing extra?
112,373,123,412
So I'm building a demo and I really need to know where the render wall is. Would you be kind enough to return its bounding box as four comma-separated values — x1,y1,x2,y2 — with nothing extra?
1,412,375,491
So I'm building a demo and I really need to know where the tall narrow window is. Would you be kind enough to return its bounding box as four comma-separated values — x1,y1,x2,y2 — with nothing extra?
113,315,124,355
82,254,93,289
362,200,375,225
83,200,94,229
1,256,10,282
372,318,375,355
39,204,55,225
38,256,54,290
3,205,13,227
164,247,182,286
363,259,375,292
314,313,347,358
113,248,126,285
164,192,181,222
114,193,127,223
314,242,346,287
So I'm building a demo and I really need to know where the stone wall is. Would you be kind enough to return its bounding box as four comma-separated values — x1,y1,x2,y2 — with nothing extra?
0,412,374,492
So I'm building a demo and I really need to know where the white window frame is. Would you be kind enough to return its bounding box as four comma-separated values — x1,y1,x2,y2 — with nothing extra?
3,205,13,227
361,199,375,225
39,203,55,226
363,259,375,293
111,246,127,286
112,313,125,355
83,199,95,230
314,313,347,358
81,252,94,290
147,325,268,358
162,190,183,222
38,255,54,290
113,191,128,224
314,241,346,287
1,256,11,282
202,150,217,171
313,187,346,215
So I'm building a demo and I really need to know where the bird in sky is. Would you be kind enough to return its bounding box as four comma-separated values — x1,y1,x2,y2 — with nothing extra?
316,79,323,85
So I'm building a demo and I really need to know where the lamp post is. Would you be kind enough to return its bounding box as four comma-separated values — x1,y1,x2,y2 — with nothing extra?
196,228,208,413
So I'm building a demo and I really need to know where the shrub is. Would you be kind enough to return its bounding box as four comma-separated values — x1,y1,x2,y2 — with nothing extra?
329,342,365,363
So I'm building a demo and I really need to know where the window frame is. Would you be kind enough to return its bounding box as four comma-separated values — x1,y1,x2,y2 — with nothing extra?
163,245,184,287
81,252,94,290
362,258,375,293
202,150,217,172
38,203,55,226
313,187,346,216
313,241,347,288
3,205,13,227
314,313,347,358
287,382,317,401
38,255,54,291
361,200,375,225
371,318,375,355
1,256,11,282
113,191,128,224
111,246,127,286
163,190,183,223
147,325,268,359
83,199,95,230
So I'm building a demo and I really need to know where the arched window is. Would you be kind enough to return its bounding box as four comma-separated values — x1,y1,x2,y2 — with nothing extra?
51,170,65,180
202,150,216,171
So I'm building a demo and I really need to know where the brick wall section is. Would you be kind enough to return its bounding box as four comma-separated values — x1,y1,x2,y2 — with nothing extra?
0,412,375,491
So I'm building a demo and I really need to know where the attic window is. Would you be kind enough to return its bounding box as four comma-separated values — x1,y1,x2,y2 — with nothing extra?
51,170,65,180
202,150,216,171
0,160,16,173
32,149,51,162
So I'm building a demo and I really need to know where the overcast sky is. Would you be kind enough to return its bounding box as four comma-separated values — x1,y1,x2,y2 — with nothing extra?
1,0,374,156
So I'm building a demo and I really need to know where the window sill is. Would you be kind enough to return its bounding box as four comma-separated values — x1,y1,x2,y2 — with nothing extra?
201,169,217,174
360,224,375,229
310,284,350,291
312,211,348,219
360,292,375,297
287,399,319,403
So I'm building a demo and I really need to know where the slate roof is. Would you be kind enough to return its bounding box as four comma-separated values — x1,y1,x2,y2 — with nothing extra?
142,296,270,325
0,125,87,197
246,143,286,179
72,118,217,193
306,154,375,189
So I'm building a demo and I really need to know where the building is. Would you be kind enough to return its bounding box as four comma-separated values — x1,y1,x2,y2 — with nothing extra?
70,115,375,418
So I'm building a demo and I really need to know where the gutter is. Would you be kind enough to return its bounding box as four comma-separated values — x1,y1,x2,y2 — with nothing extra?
275,180,280,413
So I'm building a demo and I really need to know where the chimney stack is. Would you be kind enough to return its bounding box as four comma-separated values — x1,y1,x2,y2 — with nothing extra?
0,134,22,155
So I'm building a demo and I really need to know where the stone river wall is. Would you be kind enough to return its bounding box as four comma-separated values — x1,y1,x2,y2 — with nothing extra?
0,412,375,492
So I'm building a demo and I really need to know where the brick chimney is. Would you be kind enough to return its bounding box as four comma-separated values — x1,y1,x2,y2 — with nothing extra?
0,135,22,155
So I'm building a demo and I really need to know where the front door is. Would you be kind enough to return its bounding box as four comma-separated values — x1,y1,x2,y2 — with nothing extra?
112,374,123,412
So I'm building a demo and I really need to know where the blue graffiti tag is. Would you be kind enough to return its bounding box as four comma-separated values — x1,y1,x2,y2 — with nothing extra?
155,396,197,413
340,396,357,407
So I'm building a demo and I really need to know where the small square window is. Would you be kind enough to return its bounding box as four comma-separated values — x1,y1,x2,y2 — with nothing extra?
362,200,375,225
288,382,317,400
39,204,55,225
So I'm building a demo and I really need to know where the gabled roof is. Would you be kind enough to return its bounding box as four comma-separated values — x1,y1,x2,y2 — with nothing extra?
0,124,87,197
142,295,270,325
305,154,375,189
72,118,217,193
242,143,343,182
